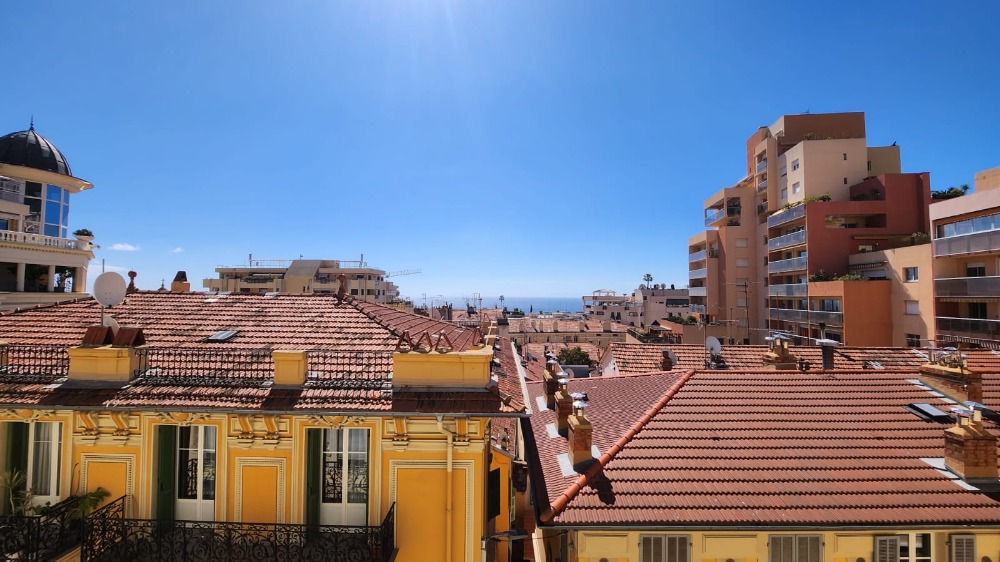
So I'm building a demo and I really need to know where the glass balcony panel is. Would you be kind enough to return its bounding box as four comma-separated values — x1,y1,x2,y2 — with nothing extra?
808,310,844,327
935,276,1000,298
756,159,768,174
767,203,806,228
705,208,726,226
688,287,707,297
768,283,808,297
768,255,808,274
769,308,808,322
757,179,768,193
936,316,1000,339
689,304,706,314
689,249,707,262
933,229,1000,257
768,230,807,251
689,268,707,279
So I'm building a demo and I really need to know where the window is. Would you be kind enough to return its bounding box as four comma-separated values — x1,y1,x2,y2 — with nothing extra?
736,258,749,267
950,535,975,562
309,428,370,525
876,534,931,562
780,166,787,177
792,159,800,171
868,160,872,171
966,263,986,277
640,535,689,562
781,188,788,200
2,422,63,508
770,535,822,562
906,334,921,347
843,153,848,160
904,267,918,282
969,302,987,319
843,177,848,185
905,300,919,315
792,182,801,194
177,426,216,502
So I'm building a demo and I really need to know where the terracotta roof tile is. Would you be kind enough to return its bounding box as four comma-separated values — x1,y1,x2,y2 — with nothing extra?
527,368,1000,527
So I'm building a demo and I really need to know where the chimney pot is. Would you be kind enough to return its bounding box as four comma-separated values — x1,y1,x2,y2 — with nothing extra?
567,392,593,467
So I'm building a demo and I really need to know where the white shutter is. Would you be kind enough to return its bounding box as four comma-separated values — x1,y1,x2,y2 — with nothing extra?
951,535,975,562
876,536,900,562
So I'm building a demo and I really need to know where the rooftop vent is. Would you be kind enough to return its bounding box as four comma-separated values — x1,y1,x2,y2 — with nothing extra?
206,329,240,342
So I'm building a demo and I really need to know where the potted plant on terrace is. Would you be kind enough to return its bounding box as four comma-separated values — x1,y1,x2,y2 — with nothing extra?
72,229,94,250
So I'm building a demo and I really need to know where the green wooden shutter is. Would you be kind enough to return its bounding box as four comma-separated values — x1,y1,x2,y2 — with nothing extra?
305,428,321,527
2,422,28,515
155,425,177,521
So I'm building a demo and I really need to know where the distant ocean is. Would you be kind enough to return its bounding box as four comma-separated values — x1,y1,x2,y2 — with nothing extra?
438,296,583,314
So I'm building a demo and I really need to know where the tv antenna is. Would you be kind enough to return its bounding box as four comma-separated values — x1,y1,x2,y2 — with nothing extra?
93,271,127,331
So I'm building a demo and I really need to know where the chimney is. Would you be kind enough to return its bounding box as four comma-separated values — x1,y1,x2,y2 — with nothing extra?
543,360,560,409
945,409,998,484
68,327,146,383
919,349,982,404
567,393,593,467
762,335,797,370
817,339,839,370
170,271,190,292
336,274,348,301
554,377,573,436
660,349,674,371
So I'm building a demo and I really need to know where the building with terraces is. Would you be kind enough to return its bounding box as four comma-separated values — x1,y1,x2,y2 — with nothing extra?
0,124,95,310
203,257,401,304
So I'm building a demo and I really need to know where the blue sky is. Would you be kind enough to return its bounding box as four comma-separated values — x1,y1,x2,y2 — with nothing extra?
3,1,998,299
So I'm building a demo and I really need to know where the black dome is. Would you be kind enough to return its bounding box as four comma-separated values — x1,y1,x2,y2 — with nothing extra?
0,126,72,176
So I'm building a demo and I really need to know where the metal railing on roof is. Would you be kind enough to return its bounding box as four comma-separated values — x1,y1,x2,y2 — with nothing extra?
0,344,69,380
133,348,274,386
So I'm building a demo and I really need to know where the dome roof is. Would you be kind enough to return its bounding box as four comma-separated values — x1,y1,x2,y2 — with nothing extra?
0,126,72,176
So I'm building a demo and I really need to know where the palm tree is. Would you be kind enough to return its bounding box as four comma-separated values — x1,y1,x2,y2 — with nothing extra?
643,273,653,287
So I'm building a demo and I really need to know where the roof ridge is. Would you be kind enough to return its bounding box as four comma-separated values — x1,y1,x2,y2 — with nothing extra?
540,368,696,523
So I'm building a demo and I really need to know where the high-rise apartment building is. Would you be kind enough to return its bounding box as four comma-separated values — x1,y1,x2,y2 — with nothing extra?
931,165,1000,348
688,112,938,345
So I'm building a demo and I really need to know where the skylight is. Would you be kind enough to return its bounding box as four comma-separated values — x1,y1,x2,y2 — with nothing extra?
206,329,240,342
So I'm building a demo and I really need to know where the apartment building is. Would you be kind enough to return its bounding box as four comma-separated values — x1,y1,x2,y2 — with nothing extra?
688,112,926,345
582,286,688,328
931,166,1000,349
0,125,95,309
203,257,400,304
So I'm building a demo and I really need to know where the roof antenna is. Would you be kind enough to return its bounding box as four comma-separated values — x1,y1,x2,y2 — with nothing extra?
29,115,35,131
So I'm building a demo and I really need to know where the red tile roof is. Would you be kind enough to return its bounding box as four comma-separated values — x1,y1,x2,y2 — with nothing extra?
526,368,1000,527
0,292,524,416
521,343,601,381
507,318,627,334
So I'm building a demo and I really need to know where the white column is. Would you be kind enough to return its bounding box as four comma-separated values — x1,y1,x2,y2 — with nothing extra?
47,265,56,292
74,266,88,293
15,262,25,292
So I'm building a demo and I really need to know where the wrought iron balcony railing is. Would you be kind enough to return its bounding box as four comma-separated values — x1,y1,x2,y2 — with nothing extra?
0,495,83,562
82,496,396,562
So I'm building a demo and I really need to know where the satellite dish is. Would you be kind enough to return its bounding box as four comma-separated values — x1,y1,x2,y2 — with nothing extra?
101,315,120,335
706,336,723,356
94,272,127,307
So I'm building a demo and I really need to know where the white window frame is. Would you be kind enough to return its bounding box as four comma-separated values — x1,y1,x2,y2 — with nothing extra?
792,182,802,194
640,534,689,562
28,421,62,506
876,533,931,562
904,267,918,282
905,300,919,315
792,159,800,171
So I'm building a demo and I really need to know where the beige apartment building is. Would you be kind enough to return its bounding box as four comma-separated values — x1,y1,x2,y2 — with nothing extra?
688,111,934,345
203,257,401,304
582,286,688,328
931,166,1000,349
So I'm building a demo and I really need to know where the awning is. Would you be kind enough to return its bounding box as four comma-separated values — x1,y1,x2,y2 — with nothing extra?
939,296,1000,302
938,334,1000,350
848,261,887,272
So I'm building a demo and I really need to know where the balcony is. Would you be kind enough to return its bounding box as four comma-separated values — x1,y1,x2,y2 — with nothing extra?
768,255,808,274
688,287,707,297
768,283,808,297
767,203,806,229
689,304,707,314
688,249,714,262
689,268,707,279
935,276,1000,298
704,208,726,226
82,496,396,562
0,496,83,561
933,230,1000,257
0,230,89,251
936,316,1000,341
756,179,768,194
769,308,808,323
755,159,768,174
768,230,806,251
809,310,844,327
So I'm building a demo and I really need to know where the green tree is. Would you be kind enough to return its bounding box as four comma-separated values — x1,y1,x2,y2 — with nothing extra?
642,273,653,287
557,346,593,367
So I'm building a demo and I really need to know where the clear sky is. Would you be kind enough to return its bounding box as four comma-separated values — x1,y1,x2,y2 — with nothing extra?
3,1,998,299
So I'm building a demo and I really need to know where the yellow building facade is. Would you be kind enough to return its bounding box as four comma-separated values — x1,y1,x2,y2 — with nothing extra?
0,291,526,562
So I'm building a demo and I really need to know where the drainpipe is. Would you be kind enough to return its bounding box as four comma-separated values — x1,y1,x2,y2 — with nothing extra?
436,415,455,562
